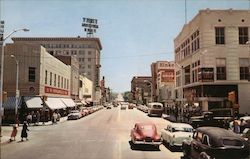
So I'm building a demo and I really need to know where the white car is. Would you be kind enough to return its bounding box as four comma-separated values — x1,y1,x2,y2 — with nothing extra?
67,110,82,120
161,123,193,148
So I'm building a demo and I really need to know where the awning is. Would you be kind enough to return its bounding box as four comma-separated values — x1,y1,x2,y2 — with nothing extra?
3,97,21,110
45,97,66,110
24,96,43,109
60,98,76,108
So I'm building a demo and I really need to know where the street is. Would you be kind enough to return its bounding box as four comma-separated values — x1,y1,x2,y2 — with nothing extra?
1,106,182,159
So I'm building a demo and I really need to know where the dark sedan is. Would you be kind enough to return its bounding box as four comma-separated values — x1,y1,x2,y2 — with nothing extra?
182,127,250,159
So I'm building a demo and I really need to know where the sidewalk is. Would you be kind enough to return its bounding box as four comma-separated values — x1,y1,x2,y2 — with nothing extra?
0,116,68,145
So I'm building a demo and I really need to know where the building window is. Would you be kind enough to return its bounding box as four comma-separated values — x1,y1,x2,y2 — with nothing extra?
239,58,249,80
49,72,52,86
216,58,226,80
54,74,57,86
45,70,48,84
61,77,63,88
58,75,60,87
28,67,36,82
88,58,91,62
67,79,69,89
88,65,91,69
239,27,248,45
88,51,92,55
63,78,67,89
215,27,225,44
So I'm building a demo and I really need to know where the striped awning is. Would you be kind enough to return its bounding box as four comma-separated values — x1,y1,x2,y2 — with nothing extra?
3,97,21,110
24,96,43,109
45,97,66,110
60,98,76,108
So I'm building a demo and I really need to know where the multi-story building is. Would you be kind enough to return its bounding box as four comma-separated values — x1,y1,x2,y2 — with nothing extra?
151,61,175,102
3,43,76,122
131,76,152,104
174,9,250,114
55,56,79,100
11,37,102,103
79,75,93,102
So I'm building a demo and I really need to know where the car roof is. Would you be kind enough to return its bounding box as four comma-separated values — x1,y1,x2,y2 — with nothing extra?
148,102,163,106
240,116,250,121
196,127,242,139
169,122,193,128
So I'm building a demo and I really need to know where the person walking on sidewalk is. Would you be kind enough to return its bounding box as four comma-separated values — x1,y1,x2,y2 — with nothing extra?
21,121,29,141
9,124,18,141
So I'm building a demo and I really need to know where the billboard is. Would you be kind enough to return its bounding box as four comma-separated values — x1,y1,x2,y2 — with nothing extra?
161,70,175,82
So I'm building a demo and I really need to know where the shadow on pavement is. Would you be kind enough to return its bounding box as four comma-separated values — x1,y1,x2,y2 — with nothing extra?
128,141,160,151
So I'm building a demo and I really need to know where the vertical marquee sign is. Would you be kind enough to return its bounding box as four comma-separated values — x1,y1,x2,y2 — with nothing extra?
0,21,4,44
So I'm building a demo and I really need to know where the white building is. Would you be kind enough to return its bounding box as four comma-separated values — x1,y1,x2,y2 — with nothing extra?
174,9,250,114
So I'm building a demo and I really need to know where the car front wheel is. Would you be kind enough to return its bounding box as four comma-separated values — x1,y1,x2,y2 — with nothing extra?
199,152,211,159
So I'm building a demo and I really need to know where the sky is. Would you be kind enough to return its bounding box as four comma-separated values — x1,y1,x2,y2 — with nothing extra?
0,0,249,93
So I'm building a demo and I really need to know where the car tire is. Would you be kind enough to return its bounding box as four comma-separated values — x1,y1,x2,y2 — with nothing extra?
183,148,190,159
199,152,211,159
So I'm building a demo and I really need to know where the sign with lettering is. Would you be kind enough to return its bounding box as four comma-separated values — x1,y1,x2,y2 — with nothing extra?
44,86,68,95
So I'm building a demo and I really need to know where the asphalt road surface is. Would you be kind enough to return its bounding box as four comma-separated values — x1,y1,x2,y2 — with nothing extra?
1,106,183,159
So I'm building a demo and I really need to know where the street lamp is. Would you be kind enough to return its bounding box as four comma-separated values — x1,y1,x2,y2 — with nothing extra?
0,28,29,127
10,55,19,118
144,80,153,103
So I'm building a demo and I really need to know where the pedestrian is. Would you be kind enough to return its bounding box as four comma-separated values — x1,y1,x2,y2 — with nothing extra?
36,111,40,125
26,113,32,126
240,119,246,133
32,111,37,125
9,124,18,141
233,120,240,134
21,121,29,141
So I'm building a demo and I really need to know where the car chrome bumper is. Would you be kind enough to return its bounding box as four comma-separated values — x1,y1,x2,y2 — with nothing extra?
133,140,162,145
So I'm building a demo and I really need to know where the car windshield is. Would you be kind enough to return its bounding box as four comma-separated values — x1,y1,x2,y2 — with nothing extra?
140,125,155,130
172,127,193,132
153,105,162,109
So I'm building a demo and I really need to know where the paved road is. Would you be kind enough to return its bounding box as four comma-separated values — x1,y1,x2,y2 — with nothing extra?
1,107,183,159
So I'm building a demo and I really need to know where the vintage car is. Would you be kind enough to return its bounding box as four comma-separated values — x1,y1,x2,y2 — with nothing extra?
130,123,162,148
182,127,250,159
128,103,135,109
161,123,193,149
121,104,127,110
147,102,164,117
67,110,82,120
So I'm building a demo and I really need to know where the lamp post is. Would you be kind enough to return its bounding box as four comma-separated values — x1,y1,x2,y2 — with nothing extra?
144,80,153,103
10,55,19,119
0,28,29,128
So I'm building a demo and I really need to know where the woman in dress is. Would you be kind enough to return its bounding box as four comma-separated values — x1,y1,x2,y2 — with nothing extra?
21,121,29,141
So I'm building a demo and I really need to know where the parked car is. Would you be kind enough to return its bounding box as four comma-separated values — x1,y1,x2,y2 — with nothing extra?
128,103,134,109
147,102,164,117
67,110,82,120
190,110,233,129
130,123,162,149
161,123,193,149
182,127,250,159
106,104,112,109
121,104,127,110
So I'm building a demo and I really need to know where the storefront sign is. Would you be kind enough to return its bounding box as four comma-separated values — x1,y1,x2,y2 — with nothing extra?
44,86,68,95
